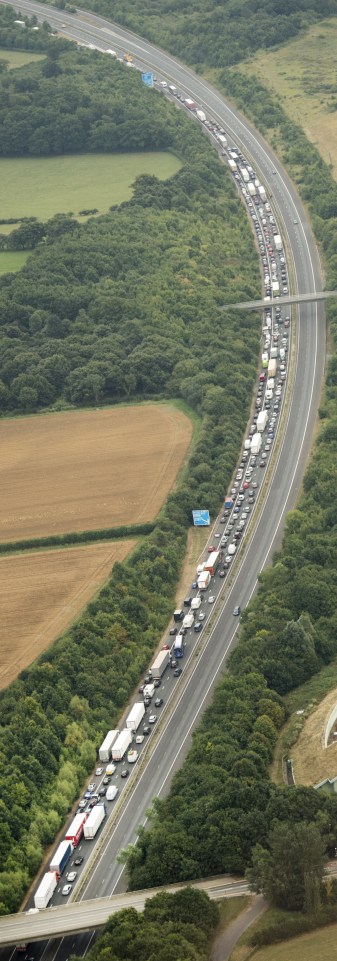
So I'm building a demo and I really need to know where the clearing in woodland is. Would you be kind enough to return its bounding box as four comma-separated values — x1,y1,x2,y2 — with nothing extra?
0,404,193,542
251,921,337,961
0,539,136,689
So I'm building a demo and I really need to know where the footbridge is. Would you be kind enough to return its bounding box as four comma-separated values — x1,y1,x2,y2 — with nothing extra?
221,290,337,311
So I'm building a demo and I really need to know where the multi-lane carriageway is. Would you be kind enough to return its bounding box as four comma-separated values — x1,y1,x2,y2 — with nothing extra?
0,0,328,954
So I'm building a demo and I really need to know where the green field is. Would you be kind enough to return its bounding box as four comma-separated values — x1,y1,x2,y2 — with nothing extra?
0,47,45,68
251,921,337,961
0,251,29,275
0,152,182,222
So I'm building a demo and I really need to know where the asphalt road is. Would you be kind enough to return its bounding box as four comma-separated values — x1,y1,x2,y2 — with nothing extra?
0,2,326,957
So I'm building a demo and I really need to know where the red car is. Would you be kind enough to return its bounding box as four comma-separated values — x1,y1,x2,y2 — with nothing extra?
208,545,214,553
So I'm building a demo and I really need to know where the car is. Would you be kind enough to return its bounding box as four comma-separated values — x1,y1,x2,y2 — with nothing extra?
73,856,84,866
208,595,215,603
136,734,145,744
184,596,192,607
78,799,87,810
219,568,227,577
139,684,145,693
144,697,151,708
293,219,298,224
67,871,77,883
143,725,150,735
192,580,198,589
162,643,170,650
154,678,161,687
121,769,129,778
84,790,92,799
170,658,177,668
220,515,226,523
144,674,152,684
169,627,177,636
260,461,266,468
105,763,116,775
174,667,182,677
87,798,98,811
103,775,111,785
88,783,96,792
98,787,106,797
149,715,157,724
243,481,249,489
62,884,72,896
179,626,187,635
155,697,163,707
233,606,241,616
95,767,103,776
214,532,221,538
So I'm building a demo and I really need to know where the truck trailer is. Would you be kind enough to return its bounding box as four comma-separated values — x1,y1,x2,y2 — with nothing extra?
256,410,268,433
65,812,88,848
196,109,206,122
112,729,133,761
258,185,267,201
251,432,262,455
204,550,220,576
228,158,237,170
49,840,73,879
125,702,145,731
150,649,170,679
274,234,283,251
183,612,195,629
34,871,58,910
184,98,196,110
191,596,201,611
99,729,120,762
198,570,211,590
83,803,106,839
272,280,280,295
247,181,256,196
268,358,277,377
240,167,249,182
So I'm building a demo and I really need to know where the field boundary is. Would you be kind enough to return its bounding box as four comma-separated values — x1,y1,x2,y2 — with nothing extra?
0,521,154,555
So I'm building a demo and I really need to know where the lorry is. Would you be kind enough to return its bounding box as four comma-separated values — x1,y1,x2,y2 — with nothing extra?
183,612,195,629
65,812,88,848
251,432,262,455
268,358,277,377
50,840,73,879
184,98,196,110
143,682,155,700
191,595,201,610
196,109,206,122
267,377,275,390
272,280,280,295
198,570,211,590
247,181,256,196
256,410,268,433
150,648,170,678
228,158,237,171
274,234,283,251
83,803,106,839
205,550,220,576
258,185,267,201
262,352,269,368
99,729,120,762
244,439,251,450
240,166,249,182
125,702,145,732
111,729,133,761
34,871,58,910
270,346,278,359
173,609,184,622
217,134,227,147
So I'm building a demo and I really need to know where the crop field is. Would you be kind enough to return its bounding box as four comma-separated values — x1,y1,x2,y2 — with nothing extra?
251,921,337,961
0,404,193,542
0,47,45,69
0,151,181,223
238,17,337,175
0,540,136,689
0,251,29,274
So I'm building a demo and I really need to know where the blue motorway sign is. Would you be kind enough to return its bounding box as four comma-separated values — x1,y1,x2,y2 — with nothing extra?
192,510,210,527
141,72,154,87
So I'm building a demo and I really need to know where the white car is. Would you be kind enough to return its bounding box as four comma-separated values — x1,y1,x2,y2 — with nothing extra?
62,884,72,896
135,734,144,744
67,871,77,883
95,767,103,776
208,595,215,604
199,612,206,620
214,532,221,538
149,715,157,724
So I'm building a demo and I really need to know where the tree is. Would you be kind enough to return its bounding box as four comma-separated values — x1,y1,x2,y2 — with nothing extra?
247,821,325,912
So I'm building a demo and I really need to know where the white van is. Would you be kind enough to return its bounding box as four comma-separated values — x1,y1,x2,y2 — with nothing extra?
106,785,119,802
280,348,285,361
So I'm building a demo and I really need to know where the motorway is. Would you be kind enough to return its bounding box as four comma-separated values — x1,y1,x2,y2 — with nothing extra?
0,2,327,958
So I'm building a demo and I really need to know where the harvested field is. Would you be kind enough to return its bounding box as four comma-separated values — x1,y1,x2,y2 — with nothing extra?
0,539,136,689
0,404,192,542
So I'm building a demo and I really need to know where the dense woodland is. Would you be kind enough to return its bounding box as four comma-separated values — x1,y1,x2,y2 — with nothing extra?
79,0,337,67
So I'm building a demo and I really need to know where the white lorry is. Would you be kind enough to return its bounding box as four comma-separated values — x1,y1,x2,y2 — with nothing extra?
196,109,206,122
111,729,133,761
228,158,237,170
274,234,283,251
272,280,280,295
183,612,194,629
251,432,262,455
268,358,277,377
256,410,268,433
150,649,170,678
99,729,120,763
198,570,211,590
191,596,201,610
34,872,57,910
258,185,267,201
125,702,145,732
247,181,256,196
83,804,106,839
240,167,249,182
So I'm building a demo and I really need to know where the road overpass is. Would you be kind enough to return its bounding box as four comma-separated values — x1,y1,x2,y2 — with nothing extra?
221,290,337,310
0,877,248,946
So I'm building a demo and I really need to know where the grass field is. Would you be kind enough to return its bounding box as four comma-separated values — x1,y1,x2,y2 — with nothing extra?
0,404,193,542
0,539,136,689
238,17,337,175
0,151,182,223
0,47,45,69
0,250,29,274
250,921,337,961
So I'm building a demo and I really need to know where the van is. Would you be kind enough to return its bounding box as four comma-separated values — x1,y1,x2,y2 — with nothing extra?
106,785,118,802
280,348,285,361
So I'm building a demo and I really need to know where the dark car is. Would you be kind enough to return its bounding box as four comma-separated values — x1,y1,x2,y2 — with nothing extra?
144,697,151,708
138,684,145,693
260,461,266,468
143,725,151,735
121,769,129,778
98,786,106,797
169,627,177,635
194,622,203,632
154,678,161,688
174,667,182,677
184,596,192,607
103,775,111,785
73,856,84,866
192,581,198,590
155,697,163,707
144,674,152,684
